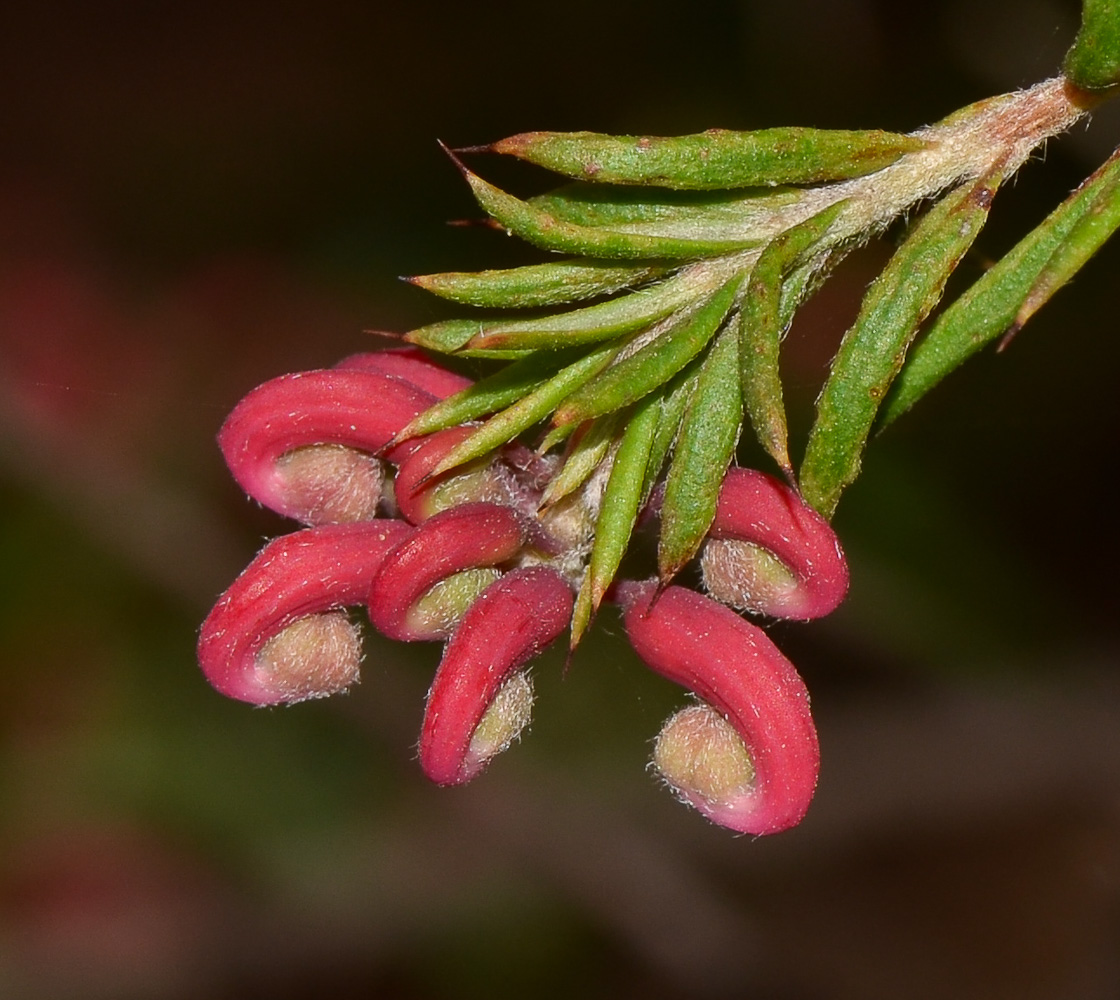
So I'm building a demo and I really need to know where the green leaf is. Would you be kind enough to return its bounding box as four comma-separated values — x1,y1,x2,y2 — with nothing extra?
491,128,927,190
800,169,1005,518
455,265,721,352
1064,0,1120,90
429,340,622,477
740,201,847,474
553,272,746,427
529,182,803,239
881,146,1120,426
570,394,662,647
462,167,764,259
538,413,622,507
658,326,743,582
407,260,669,309
642,368,700,503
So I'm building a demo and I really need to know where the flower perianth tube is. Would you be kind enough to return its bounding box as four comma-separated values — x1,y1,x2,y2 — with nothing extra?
333,346,474,399
701,468,848,619
367,502,528,641
620,581,819,834
198,520,413,705
420,566,574,785
218,369,437,525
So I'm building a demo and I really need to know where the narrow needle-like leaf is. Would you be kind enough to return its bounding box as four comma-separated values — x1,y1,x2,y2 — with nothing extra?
740,201,847,475
570,394,662,647
881,145,1120,426
801,168,1005,518
659,326,743,582
554,273,746,427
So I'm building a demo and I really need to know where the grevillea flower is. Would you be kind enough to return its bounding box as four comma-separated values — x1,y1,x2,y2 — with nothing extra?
218,368,437,525
620,581,819,835
202,343,846,835
198,519,413,705
367,502,528,641
700,467,849,620
420,566,573,784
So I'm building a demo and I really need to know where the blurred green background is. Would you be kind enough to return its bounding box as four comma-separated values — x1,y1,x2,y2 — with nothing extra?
1,1,1118,997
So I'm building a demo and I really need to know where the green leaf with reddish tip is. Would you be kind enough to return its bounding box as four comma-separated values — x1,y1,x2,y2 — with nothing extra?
529,182,802,238
881,145,1120,426
740,201,848,474
553,272,746,427
491,128,927,190
658,326,742,582
801,169,1005,518
1064,0,1120,90
396,349,575,441
570,394,662,647
463,265,717,352
463,168,763,259
429,341,622,478
409,260,669,309
539,413,622,508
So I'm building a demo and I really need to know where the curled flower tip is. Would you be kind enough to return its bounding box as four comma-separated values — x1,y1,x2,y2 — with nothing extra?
334,346,474,400
368,502,527,641
701,468,848,620
653,703,757,825
198,520,413,705
420,567,573,785
218,369,437,525
622,582,819,835
391,426,514,524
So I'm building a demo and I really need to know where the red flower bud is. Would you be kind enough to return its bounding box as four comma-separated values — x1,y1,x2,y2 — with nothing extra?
198,520,413,705
620,581,819,835
420,566,573,785
218,369,436,524
701,468,848,620
391,426,514,524
367,502,527,641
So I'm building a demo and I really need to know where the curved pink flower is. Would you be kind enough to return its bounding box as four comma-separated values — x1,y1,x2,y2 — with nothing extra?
701,468,848,620
218,369,437,524
367,502,527,641
334,346,473,399
620,581,819,835
198,520,413,705
420,566,573,785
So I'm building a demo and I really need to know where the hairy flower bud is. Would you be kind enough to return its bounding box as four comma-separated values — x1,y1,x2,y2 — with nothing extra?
621,581,818,834
701,467,848,619
390,426,514,524
218,369,436,524
420,567,573,784
367,502,527,641
198,520,413,705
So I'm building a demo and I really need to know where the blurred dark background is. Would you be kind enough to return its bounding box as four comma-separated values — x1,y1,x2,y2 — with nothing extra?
2,1,1118,997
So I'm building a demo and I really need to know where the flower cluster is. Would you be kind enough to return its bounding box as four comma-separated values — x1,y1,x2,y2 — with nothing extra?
199,346,848,834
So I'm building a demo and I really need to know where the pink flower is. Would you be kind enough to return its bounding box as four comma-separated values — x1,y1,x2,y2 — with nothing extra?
420,566,573,784
218,368,437,525
701,468,849,619
198,520,413,705
620,581,819,835
367,502,528,641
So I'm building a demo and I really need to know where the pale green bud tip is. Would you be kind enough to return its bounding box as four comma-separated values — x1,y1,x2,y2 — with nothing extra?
463,672,534,780
406,568,503,638
653,703,755,807
256,611,362,703
275,444,384,524
701,538,801,617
